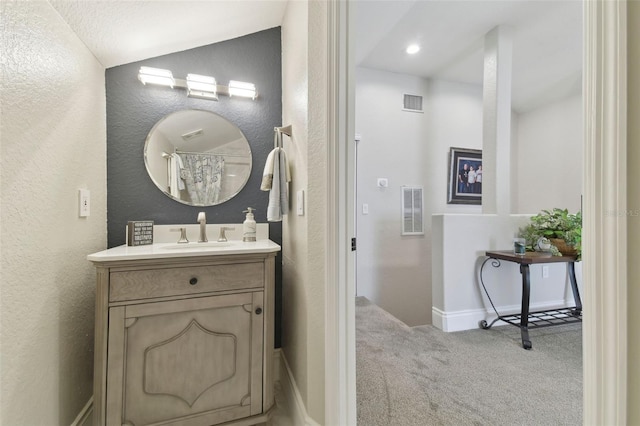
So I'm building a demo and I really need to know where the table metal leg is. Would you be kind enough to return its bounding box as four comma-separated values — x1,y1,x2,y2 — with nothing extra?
567,262,582,315
520,264,532,350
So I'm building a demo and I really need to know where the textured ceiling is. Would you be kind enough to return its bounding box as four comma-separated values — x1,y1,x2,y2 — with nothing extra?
49,0,288,68
49,0,582,113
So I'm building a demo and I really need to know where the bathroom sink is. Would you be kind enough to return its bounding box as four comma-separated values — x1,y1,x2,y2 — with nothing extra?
161,242,233,250
88,238,281,262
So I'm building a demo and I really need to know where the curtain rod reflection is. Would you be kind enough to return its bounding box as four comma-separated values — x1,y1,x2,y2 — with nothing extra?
162,150,250,158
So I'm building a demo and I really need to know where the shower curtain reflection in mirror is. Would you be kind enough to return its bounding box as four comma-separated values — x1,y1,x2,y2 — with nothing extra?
179,153,224,205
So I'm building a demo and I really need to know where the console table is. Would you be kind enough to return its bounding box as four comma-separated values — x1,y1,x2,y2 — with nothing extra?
479,250,582,350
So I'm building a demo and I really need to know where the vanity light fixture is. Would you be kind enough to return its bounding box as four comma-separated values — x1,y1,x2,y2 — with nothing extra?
406,44,421,55
138,67,175,87
186,74,218,100
228,80,257,100
137,67,257,101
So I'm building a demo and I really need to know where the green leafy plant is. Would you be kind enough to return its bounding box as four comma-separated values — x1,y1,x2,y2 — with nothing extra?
518,208,582,260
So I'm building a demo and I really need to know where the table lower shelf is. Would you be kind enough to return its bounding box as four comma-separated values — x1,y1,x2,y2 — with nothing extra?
480,254,583,349
482,307,582,330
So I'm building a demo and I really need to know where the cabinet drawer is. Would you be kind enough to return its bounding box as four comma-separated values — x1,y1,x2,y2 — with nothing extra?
109,262,264,302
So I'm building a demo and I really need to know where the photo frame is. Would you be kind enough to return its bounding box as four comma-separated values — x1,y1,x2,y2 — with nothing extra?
448,147,482,205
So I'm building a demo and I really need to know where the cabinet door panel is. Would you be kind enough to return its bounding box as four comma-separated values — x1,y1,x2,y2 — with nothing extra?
107,292,263,426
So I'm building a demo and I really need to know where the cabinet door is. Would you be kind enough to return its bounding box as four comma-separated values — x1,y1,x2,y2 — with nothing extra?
107,292,264,426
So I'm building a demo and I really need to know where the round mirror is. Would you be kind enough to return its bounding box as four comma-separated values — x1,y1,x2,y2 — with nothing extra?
144,110,252,206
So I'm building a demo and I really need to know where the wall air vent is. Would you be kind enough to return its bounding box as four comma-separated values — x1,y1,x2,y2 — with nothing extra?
403,94,423,113
401,186,424,235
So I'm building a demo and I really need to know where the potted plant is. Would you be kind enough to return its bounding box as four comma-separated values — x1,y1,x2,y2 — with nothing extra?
518,208,582,261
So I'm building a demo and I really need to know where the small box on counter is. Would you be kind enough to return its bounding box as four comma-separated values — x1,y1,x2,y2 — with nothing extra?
127,221,154,246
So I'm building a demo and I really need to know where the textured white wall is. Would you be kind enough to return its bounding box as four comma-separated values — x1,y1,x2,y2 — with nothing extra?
514,95,583,214
355,69,483,326
281,0,326,423
0,2,107,425
305,3,328,420
281,0,310,416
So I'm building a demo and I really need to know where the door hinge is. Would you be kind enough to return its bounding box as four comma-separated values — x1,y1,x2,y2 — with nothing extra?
351,237,356,251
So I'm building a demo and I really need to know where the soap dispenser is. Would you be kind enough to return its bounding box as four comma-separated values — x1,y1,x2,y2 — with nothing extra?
242,208,257,242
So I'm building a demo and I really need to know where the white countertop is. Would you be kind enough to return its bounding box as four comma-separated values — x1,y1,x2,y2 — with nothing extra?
87,239,281,262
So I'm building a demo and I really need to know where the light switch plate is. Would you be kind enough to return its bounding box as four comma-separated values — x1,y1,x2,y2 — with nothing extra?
79,189,90,217
297,190,304,216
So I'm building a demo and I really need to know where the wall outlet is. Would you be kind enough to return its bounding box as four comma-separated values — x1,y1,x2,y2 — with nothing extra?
78,189,90,217
362,203,369,215
542,265,550,279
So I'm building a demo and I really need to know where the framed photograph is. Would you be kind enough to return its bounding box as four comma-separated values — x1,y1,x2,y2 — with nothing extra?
448,147,482,205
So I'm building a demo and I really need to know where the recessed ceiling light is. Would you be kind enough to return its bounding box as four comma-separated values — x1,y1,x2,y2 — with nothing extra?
406,44,420,55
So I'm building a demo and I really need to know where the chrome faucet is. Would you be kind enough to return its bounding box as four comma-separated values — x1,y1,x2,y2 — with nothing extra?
171,227,189,243
217,226,235,242
197,212,207,242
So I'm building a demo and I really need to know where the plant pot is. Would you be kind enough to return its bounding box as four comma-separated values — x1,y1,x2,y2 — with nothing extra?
549,238,578,256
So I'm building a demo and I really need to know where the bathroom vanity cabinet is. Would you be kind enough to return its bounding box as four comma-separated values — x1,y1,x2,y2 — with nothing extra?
88,244,278,426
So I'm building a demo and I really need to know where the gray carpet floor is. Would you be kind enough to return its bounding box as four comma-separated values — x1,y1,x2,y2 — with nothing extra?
356,297,582,426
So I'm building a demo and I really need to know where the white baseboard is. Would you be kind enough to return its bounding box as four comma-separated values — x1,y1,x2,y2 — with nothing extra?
277,350,321,426
432,299,569,332
70,396,93,426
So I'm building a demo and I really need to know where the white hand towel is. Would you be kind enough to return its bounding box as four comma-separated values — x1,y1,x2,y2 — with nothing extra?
169,153,185,197
261,148,276,191
267,148,283,221
277,148,288,213
280,147,291,183
267,147,291,222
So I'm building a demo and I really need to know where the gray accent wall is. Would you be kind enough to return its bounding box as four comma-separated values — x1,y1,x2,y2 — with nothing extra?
106,27,283,346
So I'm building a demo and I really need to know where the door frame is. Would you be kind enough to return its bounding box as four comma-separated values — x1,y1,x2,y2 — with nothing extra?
582,0,628,424
325,1,356,424
325,1,628,425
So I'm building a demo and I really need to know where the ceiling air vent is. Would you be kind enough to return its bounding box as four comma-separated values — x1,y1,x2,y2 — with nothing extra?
181,128,203,141
403,94,423,113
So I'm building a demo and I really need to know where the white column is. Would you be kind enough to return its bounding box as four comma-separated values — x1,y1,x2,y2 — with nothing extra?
481,26,513,216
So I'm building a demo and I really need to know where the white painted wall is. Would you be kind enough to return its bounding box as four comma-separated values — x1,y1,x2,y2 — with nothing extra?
355,68,482,326
426,79,484,215
431,88,584,332
281,1,326,423
431,214,582,331
627,3,640,422
355,66,583,329
514,94,583,213
355,68,429,326
0,2,107,425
